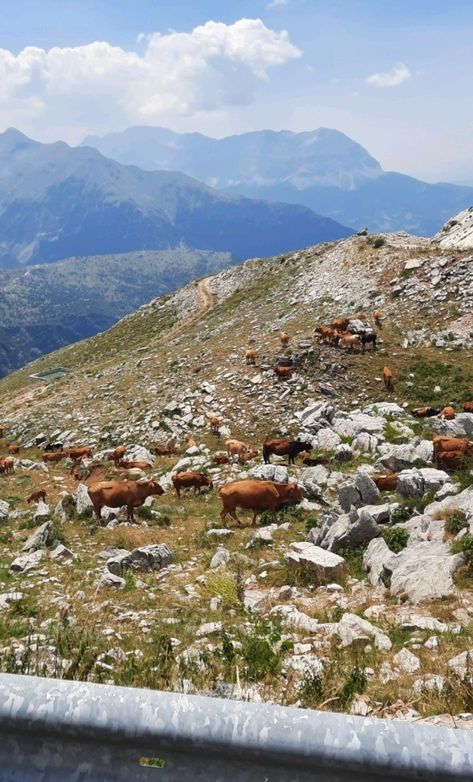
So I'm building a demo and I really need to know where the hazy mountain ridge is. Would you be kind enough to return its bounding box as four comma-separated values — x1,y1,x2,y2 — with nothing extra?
0,128,351,268
83,126,473,236
0,248,233,378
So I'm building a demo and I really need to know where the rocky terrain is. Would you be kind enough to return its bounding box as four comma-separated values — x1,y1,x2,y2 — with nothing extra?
0,210,472,726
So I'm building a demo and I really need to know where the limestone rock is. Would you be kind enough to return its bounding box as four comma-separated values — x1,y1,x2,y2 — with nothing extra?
10,550,44,573
107,543,172,575
249,464,288,483
285,542,345,584
22,521,54,552
393,648,421,673
97,571,126,589
210,547,231,568
337,612,392,651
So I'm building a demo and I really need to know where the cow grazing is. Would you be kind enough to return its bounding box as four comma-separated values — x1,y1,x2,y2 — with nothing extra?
440,406,456,420
279,332,289,347
88,479,164,523
463,402,473,414
212,453,230,465
329,318,350,332
219,480,302,526
27,490,47,504
42,451,65,463
412,407,441,418
7,444,20,454
263,438,311,465
373,309,382,328
238,449,258,464
245,349,257,365
172,471,213,497
107,446,126,466
226,439,250,461
360,332,377,352
118,459,153,470
209,416,221,435
340,334,361,352
154,446,174,457
273,366,292,380
372,473,398,491
383,367,394,391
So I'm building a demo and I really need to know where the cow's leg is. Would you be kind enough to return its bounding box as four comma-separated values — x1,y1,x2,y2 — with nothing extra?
229,508,242,525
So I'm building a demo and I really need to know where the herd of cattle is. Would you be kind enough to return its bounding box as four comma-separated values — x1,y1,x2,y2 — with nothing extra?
0,318,472,528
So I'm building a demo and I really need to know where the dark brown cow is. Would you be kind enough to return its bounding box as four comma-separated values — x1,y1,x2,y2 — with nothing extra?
273,366,292,380
372,473,398,491
27,490,47,504
172,471,213,497
263,438,311,465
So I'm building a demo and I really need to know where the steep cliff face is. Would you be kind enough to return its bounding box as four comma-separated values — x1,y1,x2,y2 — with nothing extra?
434,207,473,249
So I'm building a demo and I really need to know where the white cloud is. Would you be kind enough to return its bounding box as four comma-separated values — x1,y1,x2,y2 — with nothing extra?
267,0,290,8
365,63,411,88
0,18,301,141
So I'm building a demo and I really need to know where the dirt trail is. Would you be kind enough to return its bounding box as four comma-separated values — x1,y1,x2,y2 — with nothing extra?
157,275,217,346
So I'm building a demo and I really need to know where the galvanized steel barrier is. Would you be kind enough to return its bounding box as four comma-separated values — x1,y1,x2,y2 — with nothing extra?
0,673,472,781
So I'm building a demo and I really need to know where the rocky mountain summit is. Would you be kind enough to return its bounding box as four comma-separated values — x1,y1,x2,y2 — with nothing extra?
0,219,472,725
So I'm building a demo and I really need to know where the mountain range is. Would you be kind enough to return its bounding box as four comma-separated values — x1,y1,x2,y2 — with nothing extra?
83,126,473,237
0,128,350,269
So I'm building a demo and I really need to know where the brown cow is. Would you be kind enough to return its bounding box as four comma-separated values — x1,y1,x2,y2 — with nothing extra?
463,402,473,413
279,332,289,347
119,459,153,470
27,490,47,504
433,436,473,468
314,326,335,344
219,480,302,526
7,444,20,454
263,438,312,465
373,309,382,328
245,349,257,365
154,446,174,457
238,449,258,464
372,473,398,491
42,451,65,463
340,334,361,352
209,416,221,435
0,457,14,474
436,450,471,471
383,366,394,391
172,471,213,497
88,479,164,523
212,453,230,465
67,447,93,461
329,318,350,332
107,446,126,466
226,439,250,461
440,406,456,420
273,366,292,380
185,435,196,448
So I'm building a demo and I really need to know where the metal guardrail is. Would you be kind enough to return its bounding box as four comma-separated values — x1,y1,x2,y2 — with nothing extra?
0,673,472,781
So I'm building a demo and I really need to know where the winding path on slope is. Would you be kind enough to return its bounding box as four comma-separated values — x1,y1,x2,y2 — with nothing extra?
158,275,217,346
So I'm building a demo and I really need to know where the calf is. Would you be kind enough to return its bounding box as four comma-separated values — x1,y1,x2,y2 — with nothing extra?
238,449,258,464
7,444,20,454
185,435,196,448
383,366,394,391
172,471,213,497
226,439,250,461
440,406,456,420
245,349,257,365
463,402,473,414
436,450,470,471
212,453,230,465
208,416,221,435
372,473,398,491
279,331,289,347
0,457,14,474
27,490,47,504
273,365,292,380
67,447,93,461
154,446,174,457
107,445,126,466
263,438,311,465
119,459,153,470
219,479,302,526
329,318,350,331
373,309,382,328
340,334,361,352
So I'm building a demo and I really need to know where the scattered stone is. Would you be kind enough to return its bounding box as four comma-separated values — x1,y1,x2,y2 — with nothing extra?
285,542,345,584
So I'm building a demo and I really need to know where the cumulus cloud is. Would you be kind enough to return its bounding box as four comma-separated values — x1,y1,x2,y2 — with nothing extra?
0,18,301,140
365,63,410,88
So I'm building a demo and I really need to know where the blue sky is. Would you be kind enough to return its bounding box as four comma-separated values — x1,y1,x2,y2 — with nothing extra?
0,0,472,183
